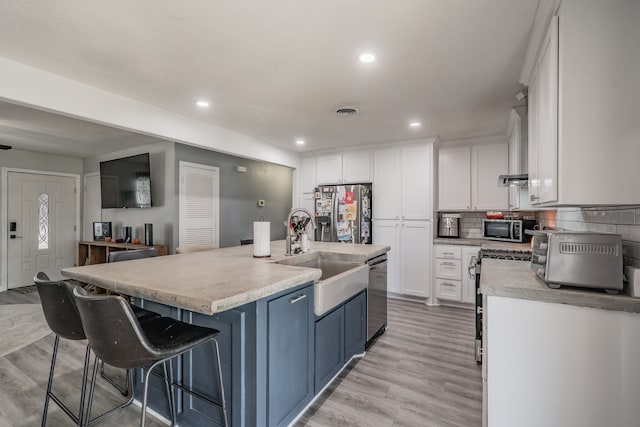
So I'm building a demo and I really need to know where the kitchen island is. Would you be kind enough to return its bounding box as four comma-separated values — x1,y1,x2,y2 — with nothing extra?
62,241,389,427
480,260,640,427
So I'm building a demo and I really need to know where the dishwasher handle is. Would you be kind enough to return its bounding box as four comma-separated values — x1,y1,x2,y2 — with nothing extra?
368,254,387,267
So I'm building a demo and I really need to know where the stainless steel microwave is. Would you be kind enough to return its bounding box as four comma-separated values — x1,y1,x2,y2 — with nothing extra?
482,219,536,243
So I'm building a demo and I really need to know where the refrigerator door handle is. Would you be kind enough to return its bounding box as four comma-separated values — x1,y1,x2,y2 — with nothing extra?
331,191,338,242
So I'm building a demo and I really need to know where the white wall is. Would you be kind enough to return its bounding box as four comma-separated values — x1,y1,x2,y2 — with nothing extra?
0,149,84,291
84,141,175,248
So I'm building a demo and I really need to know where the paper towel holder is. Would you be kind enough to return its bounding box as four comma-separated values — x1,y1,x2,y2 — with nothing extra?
253,219,271,258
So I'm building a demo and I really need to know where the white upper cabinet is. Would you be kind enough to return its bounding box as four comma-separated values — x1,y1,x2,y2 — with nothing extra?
372,147,402,219
507,107,529,211
299,156,317,194
528,15,558,205
401,144,433,220
315,154,343,185
315,151,371,185
438,146,471,210
472,143,509,211
373,142,432,221
342,151,372,183
523,0,640,206
438,143,508,211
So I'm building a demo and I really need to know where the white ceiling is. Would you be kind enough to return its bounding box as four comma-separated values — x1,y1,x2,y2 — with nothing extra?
0,0,538,155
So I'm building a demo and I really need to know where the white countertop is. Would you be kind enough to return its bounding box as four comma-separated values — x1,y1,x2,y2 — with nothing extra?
62,240,389,315
480,259,640,313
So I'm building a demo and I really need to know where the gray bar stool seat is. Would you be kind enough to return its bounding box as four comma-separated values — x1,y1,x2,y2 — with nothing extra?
34,272,160,426
73,288,229,427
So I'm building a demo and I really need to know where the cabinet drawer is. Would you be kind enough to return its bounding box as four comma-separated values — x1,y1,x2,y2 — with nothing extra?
435,278,462,301
435,258,462,280
435,245,462,260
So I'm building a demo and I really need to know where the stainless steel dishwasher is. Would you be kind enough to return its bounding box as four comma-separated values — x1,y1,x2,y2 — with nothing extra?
366,254,387,347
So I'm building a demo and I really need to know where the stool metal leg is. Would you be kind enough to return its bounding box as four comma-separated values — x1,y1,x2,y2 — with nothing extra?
83,355,135,427
42,335,91,427
41,335,58,426
162,361,176,426
213,338,229,427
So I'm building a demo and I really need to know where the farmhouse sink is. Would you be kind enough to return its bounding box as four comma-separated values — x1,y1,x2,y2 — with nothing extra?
276,252,369,316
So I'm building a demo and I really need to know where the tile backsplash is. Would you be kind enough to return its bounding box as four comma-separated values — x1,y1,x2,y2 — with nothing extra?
536,207,640,266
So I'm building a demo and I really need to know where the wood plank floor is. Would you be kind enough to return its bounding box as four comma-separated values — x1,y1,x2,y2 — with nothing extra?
0,288,481,426
294,299,482,427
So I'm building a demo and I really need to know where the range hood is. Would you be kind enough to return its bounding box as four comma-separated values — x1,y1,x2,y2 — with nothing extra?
498,174,529,187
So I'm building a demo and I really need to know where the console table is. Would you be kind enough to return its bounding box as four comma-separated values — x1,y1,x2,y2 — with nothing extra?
78,241,169,266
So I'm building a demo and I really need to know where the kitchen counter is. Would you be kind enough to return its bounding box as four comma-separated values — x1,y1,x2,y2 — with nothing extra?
480,258,640,313
61,240,389,315
434,237,532,252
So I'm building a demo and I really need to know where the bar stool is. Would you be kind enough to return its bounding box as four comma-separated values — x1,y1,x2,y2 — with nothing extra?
103,247,159,394
33,273,160,426
73,287,229,427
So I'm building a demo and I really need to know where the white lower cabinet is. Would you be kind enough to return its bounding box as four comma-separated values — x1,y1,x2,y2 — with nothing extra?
434,244,478,305
373,220,432,298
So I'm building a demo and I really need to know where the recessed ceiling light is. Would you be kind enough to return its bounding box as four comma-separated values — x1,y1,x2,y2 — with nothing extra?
409,121,422,128
358,52,376,63
196,100,210,108
296,139,305,145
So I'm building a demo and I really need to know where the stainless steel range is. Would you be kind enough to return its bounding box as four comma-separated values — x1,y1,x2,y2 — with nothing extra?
472,248,532,364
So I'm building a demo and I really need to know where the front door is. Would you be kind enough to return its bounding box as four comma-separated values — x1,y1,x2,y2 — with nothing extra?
7,172,77,288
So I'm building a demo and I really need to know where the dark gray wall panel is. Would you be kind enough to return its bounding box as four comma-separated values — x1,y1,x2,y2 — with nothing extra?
174,143,293,248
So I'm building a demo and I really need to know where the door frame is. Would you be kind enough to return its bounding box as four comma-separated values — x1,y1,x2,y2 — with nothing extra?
0,167,81,292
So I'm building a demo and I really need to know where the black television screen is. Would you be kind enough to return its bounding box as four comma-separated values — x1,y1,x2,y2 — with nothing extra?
99,153,152,208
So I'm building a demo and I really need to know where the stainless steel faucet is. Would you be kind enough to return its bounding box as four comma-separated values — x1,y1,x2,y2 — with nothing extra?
285,208,317,256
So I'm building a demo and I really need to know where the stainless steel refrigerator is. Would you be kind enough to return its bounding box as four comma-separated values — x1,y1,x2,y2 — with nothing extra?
314,184,372,244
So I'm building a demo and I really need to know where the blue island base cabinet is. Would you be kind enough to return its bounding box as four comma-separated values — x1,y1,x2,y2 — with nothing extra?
314,291,367,394
135,285,368,427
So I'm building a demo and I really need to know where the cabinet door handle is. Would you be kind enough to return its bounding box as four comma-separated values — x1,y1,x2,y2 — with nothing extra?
289,294,307,304
441,261,456,266
530,195,539,201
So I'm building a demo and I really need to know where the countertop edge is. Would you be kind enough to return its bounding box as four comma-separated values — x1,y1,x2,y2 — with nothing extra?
480,259,640,314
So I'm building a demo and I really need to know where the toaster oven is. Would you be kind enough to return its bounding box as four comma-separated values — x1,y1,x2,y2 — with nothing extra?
531,231,623,293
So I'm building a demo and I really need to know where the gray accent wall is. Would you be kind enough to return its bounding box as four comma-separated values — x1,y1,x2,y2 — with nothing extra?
175,143,292,249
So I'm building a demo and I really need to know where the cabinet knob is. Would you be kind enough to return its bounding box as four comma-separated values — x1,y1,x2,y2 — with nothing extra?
467,206,470,209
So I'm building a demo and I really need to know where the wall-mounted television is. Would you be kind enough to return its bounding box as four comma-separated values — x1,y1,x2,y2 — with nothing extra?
100,153,152,208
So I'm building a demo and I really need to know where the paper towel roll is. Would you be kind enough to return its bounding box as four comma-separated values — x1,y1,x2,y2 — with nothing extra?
253,221,271,258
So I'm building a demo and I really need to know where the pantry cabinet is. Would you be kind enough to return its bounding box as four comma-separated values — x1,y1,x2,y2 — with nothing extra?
438,143,508,211
373,143,432,221
373,219,432,298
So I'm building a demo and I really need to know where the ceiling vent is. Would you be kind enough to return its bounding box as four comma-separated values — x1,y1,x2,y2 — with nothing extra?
335,106,360,116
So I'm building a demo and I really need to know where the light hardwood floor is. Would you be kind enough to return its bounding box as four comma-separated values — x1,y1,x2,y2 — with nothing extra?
0,288,481,426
